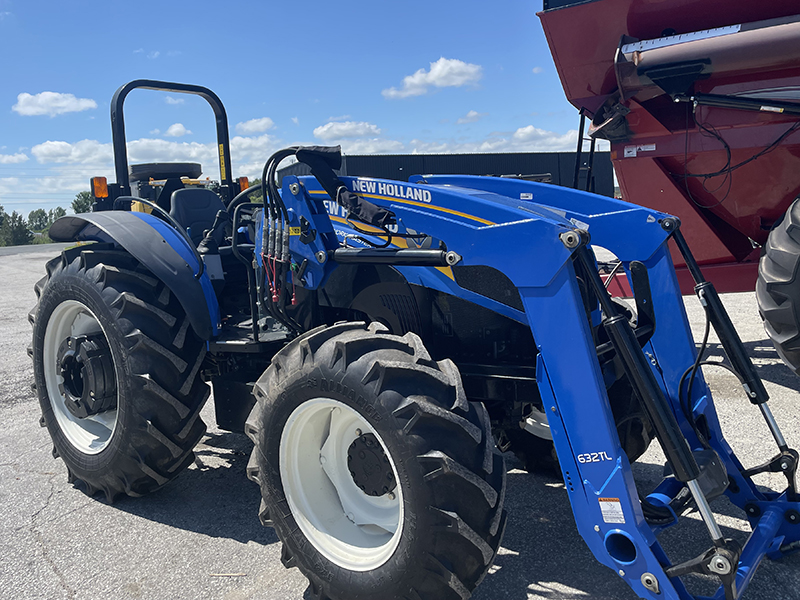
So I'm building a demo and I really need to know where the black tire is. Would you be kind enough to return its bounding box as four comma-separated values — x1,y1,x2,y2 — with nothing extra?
246,322,506,600
30,245,209,502
506,375,653,473
757,199,800,373
504,427,559,473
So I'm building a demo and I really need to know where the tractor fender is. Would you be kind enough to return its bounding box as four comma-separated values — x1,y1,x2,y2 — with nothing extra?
49,211,219,340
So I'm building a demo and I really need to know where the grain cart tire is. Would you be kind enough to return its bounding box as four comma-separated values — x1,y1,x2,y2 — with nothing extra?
246,322,506,600
30,246,209,502
757,199,800,374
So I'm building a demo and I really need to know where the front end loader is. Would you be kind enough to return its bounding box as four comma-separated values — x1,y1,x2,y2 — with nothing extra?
28,80,799,600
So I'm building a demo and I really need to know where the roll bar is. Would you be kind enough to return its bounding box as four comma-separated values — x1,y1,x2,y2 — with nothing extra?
110,80,235,203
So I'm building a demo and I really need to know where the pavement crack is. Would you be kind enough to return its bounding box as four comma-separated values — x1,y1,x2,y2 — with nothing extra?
31,473,77,599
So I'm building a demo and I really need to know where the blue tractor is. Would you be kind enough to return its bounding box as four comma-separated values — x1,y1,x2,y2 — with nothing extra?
30,81,799,600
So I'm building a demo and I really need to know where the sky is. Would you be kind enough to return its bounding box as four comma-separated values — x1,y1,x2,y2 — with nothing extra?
0,0,593,216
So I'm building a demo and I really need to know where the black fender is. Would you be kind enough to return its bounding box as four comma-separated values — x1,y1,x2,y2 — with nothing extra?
49,212,217,340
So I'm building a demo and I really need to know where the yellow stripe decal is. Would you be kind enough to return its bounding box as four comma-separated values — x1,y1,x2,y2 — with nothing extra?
309,189,495,226
329,215,456,279
329,216,397,245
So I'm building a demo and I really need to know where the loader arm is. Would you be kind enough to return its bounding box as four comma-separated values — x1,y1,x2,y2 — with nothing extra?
272,168,800,600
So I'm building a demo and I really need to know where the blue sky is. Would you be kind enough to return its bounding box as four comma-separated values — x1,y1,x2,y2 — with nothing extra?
0,0,589,216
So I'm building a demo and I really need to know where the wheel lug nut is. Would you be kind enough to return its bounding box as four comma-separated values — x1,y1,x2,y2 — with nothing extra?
320,455,326,464
388,492,395,500
347,512,355,522
355,428,362,437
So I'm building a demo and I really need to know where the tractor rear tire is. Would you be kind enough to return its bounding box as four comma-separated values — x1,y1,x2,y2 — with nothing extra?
30,245,209,502
757,199,800,374
246,322,506,600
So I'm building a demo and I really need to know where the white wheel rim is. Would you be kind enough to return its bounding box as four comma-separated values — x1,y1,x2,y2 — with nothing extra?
43,300,118,454
279,397,404,571
523,407,552,440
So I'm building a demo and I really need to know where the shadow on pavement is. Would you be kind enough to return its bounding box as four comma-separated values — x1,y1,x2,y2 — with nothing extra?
109,431,279,546
702,340,800,393
477,459,800,600
92,434,800,600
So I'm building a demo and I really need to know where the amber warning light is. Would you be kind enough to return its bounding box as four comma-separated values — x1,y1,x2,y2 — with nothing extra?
238,176,249,190
91,177,108,199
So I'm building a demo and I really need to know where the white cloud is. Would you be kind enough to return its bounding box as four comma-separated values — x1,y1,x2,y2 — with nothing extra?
532,66,544,74
457,110,486,124
407,125,606,154
291,117,299,125
5,122,613,217
0,152,29,164
327,115,351,122
27,134,280,179
150,128,161,135
165,123,192,137
164,96,184,105
31,139,112,164
511,125,575,148
235,117,275,134
0,167,115,216
133,48,144,54
228,134,281,178
11,132,285,214
382,57,482,99
147,50,160,59
313,121,381,141
12,92,97,117
339,139,404,154
230,133,276,156
127,139,218,166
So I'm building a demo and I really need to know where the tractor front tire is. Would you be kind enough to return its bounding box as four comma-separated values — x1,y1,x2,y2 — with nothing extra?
30,245,209,502
246,322,506,600
757,199,800,374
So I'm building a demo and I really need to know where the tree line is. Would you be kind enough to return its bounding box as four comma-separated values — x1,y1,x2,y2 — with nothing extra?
0,191,92,247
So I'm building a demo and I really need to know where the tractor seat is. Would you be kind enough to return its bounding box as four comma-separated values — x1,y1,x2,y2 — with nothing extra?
169,188,227,246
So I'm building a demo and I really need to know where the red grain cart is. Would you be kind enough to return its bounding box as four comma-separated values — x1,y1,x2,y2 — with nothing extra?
539,0,800,371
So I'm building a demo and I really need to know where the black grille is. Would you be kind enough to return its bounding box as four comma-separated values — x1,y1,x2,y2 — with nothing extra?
452,266,524,312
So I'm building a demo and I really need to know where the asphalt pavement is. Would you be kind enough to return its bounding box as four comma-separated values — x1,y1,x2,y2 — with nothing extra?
1,245,799,600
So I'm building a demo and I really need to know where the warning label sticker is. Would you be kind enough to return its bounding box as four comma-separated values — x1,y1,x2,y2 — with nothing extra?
599,497,625,524
623,143,656,158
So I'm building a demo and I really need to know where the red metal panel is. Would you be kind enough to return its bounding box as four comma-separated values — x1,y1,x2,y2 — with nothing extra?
613,157,752,266
605,259,758,297
539,0,800,111
540,0,800,293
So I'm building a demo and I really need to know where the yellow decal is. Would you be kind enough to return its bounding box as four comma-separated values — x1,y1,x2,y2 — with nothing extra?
436,266,455,280
289,227,302,235
310,188,495,226
219,144,226,180
130,200,153,214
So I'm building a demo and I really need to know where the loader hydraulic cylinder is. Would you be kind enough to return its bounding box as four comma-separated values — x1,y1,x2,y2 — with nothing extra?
669,224,771,407
574,245,701,483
